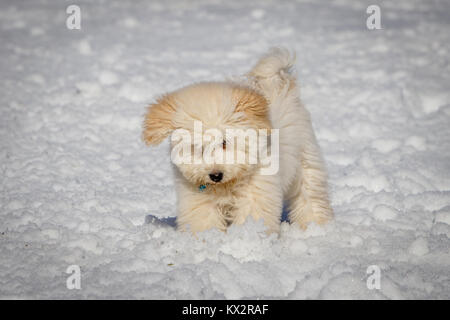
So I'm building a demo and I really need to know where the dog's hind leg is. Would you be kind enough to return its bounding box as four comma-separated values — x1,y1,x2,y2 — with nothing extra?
248,47,333,229
286,116,333,229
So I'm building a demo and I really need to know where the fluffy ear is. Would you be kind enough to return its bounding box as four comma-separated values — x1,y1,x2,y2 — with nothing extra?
142,94,177,145
233,86,271,129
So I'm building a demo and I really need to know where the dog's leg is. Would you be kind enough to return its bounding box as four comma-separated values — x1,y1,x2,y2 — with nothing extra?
233,173,283,234
248,47,333,229
287,115,333,229
176,185,228,233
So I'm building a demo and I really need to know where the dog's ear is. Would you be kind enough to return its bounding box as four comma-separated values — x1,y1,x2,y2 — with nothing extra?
233,86,271,129
142,94,177,145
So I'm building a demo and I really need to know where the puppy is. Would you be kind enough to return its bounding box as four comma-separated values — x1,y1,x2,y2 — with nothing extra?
143,48,333,234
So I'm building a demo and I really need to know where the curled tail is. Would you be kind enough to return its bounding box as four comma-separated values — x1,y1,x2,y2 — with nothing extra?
248,47,297,102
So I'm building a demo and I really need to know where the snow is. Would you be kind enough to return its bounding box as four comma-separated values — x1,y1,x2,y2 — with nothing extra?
1,0,449,299
408,238,429,257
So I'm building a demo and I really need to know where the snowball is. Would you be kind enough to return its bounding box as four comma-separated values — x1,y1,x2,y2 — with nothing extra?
98,71,119,85
408,238,429,256
373,204,398,222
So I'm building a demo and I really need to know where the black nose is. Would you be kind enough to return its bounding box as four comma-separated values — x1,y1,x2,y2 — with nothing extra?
209,172,223,182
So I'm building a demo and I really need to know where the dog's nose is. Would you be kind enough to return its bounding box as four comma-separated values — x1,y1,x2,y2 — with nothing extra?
209,172,223,183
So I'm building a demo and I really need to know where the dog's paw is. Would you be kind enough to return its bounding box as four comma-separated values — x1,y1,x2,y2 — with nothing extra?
290,207,333,230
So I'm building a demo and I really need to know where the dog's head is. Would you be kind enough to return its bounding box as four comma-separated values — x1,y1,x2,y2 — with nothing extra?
143,82,271,188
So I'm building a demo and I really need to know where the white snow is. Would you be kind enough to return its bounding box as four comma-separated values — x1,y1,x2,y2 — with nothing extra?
408,238,429,257
373,204,398,222
1,0,449,299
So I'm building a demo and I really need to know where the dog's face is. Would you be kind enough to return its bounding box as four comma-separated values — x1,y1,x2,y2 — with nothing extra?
143,82,271,188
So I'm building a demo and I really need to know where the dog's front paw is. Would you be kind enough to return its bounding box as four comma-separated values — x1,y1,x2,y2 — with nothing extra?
289,205,333,230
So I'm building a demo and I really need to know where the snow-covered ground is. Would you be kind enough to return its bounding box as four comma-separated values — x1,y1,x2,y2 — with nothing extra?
1,0,449,299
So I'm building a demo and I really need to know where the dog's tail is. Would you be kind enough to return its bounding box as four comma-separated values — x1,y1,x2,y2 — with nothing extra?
247,47,297,102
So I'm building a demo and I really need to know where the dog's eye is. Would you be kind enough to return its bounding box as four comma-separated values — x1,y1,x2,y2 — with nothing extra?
222,140,226,149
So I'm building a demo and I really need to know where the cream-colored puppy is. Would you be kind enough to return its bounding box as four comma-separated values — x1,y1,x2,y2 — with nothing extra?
143,48,333,234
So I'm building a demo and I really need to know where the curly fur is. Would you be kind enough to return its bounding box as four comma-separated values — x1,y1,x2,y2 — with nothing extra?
143,48,333,234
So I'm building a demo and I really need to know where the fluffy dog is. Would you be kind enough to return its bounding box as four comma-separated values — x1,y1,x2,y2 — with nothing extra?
143,48,333,234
